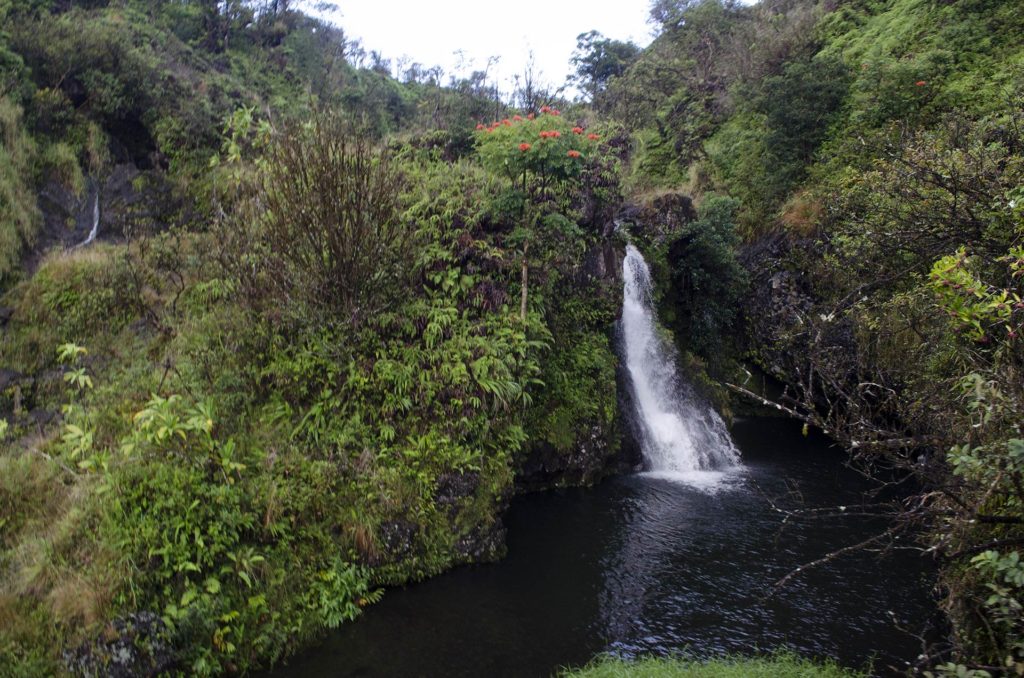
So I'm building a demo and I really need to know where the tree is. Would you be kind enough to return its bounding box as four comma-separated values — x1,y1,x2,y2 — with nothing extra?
475,111,603,321
756,55,850,170
569,31,640,102
649,0,738,31
667,195,747,363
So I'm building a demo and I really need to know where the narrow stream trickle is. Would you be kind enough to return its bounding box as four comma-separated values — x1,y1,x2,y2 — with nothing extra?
76,188,100,249
621,244,740,480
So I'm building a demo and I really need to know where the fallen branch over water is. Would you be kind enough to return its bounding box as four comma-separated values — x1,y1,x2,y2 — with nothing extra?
770,525,904,593
724,382,941,451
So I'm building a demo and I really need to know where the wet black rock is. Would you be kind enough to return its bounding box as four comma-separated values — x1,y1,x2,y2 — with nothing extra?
454,521,507,562
436,471,509,564
63,612,177,678
434,471,480,519
27,408,60,428
376,520,418,562
517,422,640,493
739,233,818,381
0,368,23,392
618,194,697,244
580,240,624,283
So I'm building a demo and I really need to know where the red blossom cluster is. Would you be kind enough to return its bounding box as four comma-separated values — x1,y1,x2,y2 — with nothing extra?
474,109,601,163
475,105,580,134
915,80,927,86
478,118,515,133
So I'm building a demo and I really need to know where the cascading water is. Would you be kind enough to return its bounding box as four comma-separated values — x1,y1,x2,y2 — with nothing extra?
76,189,100,249
621,244,740,478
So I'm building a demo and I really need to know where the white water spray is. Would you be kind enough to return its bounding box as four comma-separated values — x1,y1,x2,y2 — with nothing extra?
621,244,740,478
76,190,100,248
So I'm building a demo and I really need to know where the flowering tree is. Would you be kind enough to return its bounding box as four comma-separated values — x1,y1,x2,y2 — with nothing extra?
473,108,604,321
474,107,600,198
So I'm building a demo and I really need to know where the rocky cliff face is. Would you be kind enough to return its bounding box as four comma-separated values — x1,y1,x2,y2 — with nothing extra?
738,233,864,422
516,230,643,494
739,233,816,380
27,162,194,270
516,420,641,492
618,193,697,245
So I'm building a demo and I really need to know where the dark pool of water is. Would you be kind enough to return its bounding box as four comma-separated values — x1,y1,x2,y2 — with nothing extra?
270,417,936,677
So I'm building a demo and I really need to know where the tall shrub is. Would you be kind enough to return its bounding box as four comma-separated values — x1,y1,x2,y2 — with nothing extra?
259,111,411,325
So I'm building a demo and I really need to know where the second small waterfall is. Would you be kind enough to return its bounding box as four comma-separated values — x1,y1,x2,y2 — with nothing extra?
76,187,100,249
621,244,740,477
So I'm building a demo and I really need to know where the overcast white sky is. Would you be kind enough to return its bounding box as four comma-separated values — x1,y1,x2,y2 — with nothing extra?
314,1,658,97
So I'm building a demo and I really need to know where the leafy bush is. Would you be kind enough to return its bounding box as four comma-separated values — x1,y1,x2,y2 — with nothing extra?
0,246,137,372
704,113,773,233
528,327,617,453
667,196,747,365
256,111,413,326
39,140,83,194
0,96,39,286
753,56,849,199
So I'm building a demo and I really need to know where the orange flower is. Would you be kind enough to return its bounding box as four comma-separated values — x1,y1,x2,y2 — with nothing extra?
572,126,584,134
540,105,551,113
513,115,523,121
527,113,535,120
548,130,561,139
519,143,531,151
587,133,600,141
567,150,581,158
915,80,927,86
551,109,561,116
476,123,485,130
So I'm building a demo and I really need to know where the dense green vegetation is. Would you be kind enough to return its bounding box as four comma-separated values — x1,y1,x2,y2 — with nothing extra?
0,1,625,675
2,0,1023,675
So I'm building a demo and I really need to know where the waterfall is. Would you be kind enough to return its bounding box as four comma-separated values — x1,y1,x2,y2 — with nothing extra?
621,244,740,479
76,189,100,248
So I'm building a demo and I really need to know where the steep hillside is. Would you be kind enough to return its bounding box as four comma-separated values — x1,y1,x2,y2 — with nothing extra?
0,2,634,674
603,0,1024,670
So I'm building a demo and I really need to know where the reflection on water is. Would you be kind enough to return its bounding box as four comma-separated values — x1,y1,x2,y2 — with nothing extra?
269,418,935,678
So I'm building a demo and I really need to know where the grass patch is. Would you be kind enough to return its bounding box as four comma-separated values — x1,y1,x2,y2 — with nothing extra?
561,653,867,678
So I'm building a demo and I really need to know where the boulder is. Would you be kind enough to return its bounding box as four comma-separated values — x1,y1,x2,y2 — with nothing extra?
63,612,177,678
